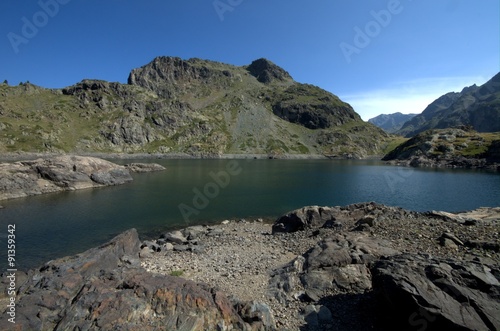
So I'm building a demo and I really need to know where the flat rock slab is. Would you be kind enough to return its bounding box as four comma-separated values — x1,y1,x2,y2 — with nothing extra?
0,155,133,200
125,162,166,173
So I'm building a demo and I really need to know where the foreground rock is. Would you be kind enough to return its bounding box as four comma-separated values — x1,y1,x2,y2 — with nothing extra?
0,155,133,200
373,254,500,330
0,229,272,331
2,202,499,330
140,202,499,330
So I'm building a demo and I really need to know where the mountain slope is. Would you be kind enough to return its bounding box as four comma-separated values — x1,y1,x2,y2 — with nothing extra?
0,57,390,157
383,127,500,170
396,72,500,137
368,112,417,133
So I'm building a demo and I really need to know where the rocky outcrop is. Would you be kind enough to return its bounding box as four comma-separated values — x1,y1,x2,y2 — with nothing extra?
268,202,500,330
272,202,415,234
0,156,132,200
372,254,500,331
245,58,293,84
125,162,166,173
0,229,273,331
383,128,500,171
271,84,360,130
270,233,399,304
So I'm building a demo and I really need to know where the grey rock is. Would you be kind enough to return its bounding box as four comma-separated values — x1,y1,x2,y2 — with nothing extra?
141,240,161,252
90,168,132,185
438,232,464,246
0,156,132,201
269,233,399,303
0,228,268,331
173,244,189,252
355,215,377,227
465,240,500,252
372,253,500,331
182,225,205,240
161,230,187,244
139,246,153,258
125,163,166,173
272,206,337,233
235,301,276,331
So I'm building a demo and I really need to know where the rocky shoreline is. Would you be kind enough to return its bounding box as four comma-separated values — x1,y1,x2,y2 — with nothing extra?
1,202,499,330
0,155,165,201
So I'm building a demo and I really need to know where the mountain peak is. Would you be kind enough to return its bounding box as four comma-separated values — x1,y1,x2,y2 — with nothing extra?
246,58,292,84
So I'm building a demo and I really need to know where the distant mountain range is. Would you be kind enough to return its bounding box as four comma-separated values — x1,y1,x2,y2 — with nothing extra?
396,72,500,137
0,57,390,157
368,112,417,133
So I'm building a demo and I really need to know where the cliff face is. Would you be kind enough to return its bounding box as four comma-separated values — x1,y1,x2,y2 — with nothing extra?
397,72,500,137
0,57,389,157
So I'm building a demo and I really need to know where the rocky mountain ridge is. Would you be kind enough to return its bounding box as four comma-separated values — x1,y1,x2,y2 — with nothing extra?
368,112,417,133
0,57,390,158
397,72,500,137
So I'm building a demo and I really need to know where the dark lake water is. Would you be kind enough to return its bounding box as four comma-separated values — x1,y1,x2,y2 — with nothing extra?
1,159,499,270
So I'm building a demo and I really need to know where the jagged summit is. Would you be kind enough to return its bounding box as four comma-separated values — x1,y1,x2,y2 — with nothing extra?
245,58,293,84
396,71,500,137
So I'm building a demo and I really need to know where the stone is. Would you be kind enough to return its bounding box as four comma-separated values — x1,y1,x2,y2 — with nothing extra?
173,244,190,252
269,233,399,302
235,301,276,331
0,228,268,331
124,163,165,173
272,206,337,233
182,225,205,240
465,240,500,252
355,215,376,227
161,230,187,244
221,220,230,225
439,232,464,246
164,243,174,251
372,253,500,331
139,246,152,258
141,240,161,252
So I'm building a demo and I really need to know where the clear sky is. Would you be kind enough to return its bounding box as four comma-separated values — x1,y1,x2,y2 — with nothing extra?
0,0,498,120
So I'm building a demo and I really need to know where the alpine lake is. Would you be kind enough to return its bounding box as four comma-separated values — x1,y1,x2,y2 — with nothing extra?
1,158,499,270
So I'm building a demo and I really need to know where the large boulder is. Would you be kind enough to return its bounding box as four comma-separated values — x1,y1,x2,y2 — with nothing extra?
0,155,133,200
0,229,271,330
270,233,399,303
372,254,500,331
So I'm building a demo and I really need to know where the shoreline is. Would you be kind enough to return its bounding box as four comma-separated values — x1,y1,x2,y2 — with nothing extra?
141,203,500,330
0,151,382,162
1,203,499,330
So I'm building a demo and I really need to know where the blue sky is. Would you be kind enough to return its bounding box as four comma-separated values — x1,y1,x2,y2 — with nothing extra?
0,0,498,120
